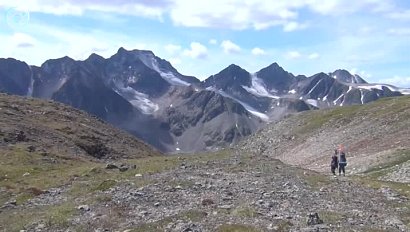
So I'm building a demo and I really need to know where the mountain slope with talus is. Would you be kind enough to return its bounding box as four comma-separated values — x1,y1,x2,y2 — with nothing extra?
0,93,161,160
239,95,410,181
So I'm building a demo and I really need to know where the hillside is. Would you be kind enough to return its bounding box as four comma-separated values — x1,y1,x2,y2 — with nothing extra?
239,95,410,182
0,93,161,159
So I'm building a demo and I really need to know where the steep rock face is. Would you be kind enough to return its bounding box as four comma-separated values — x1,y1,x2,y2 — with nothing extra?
0,58,32,96
256,62,299,93
203,64,251,89
331,69,367,84
159,86,262,152
203,64,274,114
52,70,136,123
103,48,171,97
32,56,78,99
291,72,403,107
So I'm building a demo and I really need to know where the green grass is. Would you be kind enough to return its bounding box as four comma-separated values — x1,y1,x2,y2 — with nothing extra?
296,105,361,134
232,206,258,218
0,201,78,231
319,210,345,225
270,220,293,232
301,171,333,189
0,147,234,231
92,179,117,191
217,224,261,232
351,172,410,228
131,210,208,232
295,96,410,135
363,149,410,178
0,146,98,203
45,202,77,228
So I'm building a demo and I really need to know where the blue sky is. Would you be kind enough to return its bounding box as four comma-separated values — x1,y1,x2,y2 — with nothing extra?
0,0,410,87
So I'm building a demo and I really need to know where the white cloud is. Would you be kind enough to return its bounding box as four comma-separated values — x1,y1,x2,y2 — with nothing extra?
168,57,182,65
308,53,320,59
286,51,302,59
168,0,391,30
388,28,410,36
0,0,170,19
12,33,36,48
221,40,241,54
350,68,372,79
387,9,410,21
283,21,308,32
378,76,410,88
209,39,218,45
251,47,266,56
164,44,182,54
183,42,208,59
307,0,393,15
0,0,398,31
0,22,160,66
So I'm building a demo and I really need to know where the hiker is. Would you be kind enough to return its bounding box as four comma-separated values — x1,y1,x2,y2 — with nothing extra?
330,149,338,175
338,151,347,176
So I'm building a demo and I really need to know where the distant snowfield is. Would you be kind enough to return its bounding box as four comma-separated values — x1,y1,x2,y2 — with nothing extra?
242,73,279,99
206,87,270,121
27,66,34,97
355,83,410,95
137,52,190,86
305,99,319,107
400,89,410,95
114,83,159,114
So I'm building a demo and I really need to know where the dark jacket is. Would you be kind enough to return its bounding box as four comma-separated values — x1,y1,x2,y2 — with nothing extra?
339,153,347,166
331,155,338,168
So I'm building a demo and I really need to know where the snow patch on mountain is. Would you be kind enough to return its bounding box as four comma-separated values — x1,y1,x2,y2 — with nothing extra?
113,82,159,114
305,99,319,107
207,87,269,121
136,52,190,86
353,75,362,84
27,66,34,97
356,84,384,91
288,89,297,94
354,84,410,95
56,76,69,91
333,94,344,105
159,71,190,86
399,89,410,95
127,76,138,84
360,90,364,104
242,73,280,99
308,79,322,95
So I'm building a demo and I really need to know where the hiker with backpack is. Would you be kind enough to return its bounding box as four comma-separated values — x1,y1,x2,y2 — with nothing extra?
338,150,347,176
330,149,339,175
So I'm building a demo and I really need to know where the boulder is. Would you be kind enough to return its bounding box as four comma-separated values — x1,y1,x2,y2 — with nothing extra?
307,212,323,226
106,164,118,169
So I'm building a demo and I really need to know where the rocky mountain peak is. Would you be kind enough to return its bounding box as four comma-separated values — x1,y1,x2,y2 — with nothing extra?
331,69,367,84
87,53,105,62
203,64,251,89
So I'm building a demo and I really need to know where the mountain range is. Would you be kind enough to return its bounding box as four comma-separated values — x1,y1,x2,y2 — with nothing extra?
1,47,409,153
